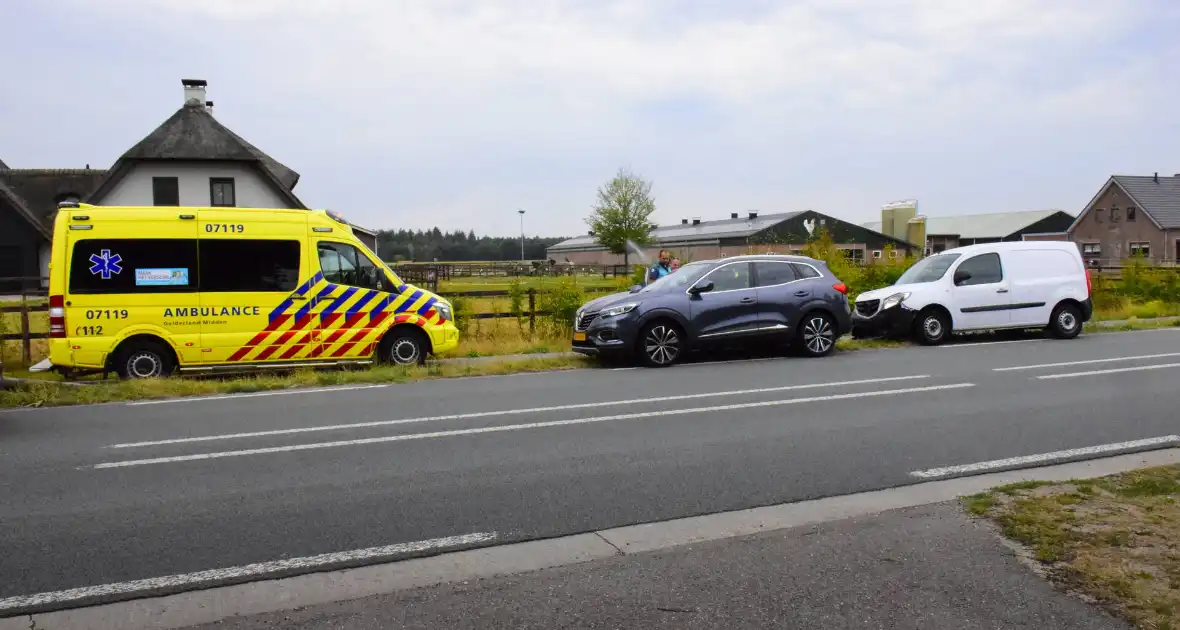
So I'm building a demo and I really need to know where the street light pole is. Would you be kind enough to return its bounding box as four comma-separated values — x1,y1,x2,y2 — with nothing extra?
517,209,526,261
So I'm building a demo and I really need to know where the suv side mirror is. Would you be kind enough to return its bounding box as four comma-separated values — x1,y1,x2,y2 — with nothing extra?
689,281,714,295
953,269,971,286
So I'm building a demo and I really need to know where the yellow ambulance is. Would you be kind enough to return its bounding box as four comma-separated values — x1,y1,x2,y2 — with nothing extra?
38,203,458,379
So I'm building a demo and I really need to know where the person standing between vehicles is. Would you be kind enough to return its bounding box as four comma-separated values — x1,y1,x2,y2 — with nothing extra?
649,250,672,283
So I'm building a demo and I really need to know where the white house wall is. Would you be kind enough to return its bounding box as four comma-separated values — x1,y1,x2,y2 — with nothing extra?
99,162,293,208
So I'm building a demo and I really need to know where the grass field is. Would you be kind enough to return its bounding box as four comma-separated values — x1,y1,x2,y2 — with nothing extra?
438,274,627,293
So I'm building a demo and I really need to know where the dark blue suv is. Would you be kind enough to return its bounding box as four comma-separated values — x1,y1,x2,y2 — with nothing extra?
572,255,852,367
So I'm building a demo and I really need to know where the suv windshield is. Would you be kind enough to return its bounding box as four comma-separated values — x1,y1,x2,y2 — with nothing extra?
640,261,711,293
895,253,962,284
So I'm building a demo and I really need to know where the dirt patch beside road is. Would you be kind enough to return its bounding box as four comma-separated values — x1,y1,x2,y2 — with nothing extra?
967,464,1180,629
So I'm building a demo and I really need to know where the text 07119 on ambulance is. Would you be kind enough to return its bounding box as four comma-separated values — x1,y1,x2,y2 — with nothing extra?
36,203,459,379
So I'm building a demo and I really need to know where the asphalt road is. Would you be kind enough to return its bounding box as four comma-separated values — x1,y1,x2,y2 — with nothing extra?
192,503,1124,630
2,328,1180,614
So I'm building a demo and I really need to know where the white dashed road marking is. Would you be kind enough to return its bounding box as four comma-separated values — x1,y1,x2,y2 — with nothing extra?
910,436,1180,479
1036,362,1180,380
95,383,974,468
993,352,1180,372
938,339,1045,349
109,375,933,449
0,532,497,612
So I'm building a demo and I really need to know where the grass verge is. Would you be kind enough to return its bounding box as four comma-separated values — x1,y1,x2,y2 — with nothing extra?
837,337,909,351
965,465,1180,629
1086,317,1180,334
438,334,572,358
1095,299,1180,321
0,356,591,409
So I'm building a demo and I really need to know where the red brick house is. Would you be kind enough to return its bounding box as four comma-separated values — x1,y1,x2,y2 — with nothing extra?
1067,173,1180,264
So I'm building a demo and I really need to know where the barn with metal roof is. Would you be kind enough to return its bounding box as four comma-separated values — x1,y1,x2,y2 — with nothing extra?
863,209,1075,254
547,210,915,265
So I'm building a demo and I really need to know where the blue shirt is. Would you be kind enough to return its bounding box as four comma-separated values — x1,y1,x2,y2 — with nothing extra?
649,263,671,282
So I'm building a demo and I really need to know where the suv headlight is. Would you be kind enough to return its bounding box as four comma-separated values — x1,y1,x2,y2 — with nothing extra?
436,301,453,321
602,303,638,318
881,292,910,310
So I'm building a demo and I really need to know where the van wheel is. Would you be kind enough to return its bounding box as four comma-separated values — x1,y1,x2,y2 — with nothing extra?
795,312,837,357
914,309,951,346
1048,303,1083,339
114,341,175,379
380,328,428,366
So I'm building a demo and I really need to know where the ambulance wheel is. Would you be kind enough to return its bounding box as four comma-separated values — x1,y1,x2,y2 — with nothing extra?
380,328,428,366
114,339,176,379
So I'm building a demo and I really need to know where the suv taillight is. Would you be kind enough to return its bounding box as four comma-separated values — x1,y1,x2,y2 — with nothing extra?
832,283,848,295
49,295,66,338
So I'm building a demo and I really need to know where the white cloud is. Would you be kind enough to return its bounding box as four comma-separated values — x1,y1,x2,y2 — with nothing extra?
106,0,1142,107
31,0,1180,234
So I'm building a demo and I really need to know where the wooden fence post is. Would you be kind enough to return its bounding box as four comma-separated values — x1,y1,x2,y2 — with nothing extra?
528,289,536,335
20,294,31,366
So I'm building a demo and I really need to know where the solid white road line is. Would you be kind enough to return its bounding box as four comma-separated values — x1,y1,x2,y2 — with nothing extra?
0,531,496,612
938,339,1045,348
108,374,932,449
909,435,1180,479
993,352,1180,372
94,383,974,468
126,384,390,406
1036,362,1180,380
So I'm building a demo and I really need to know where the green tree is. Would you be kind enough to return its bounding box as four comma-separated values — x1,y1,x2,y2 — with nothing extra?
585,168,657,267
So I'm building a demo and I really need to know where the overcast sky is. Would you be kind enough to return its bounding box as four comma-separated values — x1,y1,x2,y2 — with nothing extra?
2,0,1178,237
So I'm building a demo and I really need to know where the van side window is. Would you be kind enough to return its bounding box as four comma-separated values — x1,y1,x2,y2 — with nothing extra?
318,242,384,291
200,240,300,292
954,253,1003,286
69,239,197,294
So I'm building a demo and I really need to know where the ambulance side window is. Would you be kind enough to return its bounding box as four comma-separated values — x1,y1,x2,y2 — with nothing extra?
200,240,300,292
318,242,383,291
69,238,198,294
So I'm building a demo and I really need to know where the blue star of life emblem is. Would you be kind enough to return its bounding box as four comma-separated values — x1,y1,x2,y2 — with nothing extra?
88,249,123,279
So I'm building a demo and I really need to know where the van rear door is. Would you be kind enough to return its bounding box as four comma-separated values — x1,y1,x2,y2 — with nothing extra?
1004,248,1075,327
64,208,201,367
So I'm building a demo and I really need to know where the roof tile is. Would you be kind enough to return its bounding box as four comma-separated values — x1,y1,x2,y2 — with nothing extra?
1111,175,1180,229
120,103,299,189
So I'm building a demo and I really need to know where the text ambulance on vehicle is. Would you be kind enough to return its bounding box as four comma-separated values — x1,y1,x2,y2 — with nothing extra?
34,203,458,379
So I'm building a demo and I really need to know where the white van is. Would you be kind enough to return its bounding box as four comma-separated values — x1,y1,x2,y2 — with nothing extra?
851,241,1091,345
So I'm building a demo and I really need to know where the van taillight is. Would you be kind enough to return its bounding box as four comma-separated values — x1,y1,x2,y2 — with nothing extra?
49,295,66,338
1085,270,1092,296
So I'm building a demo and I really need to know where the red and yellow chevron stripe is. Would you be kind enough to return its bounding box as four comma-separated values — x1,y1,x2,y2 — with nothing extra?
225,275,448,363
